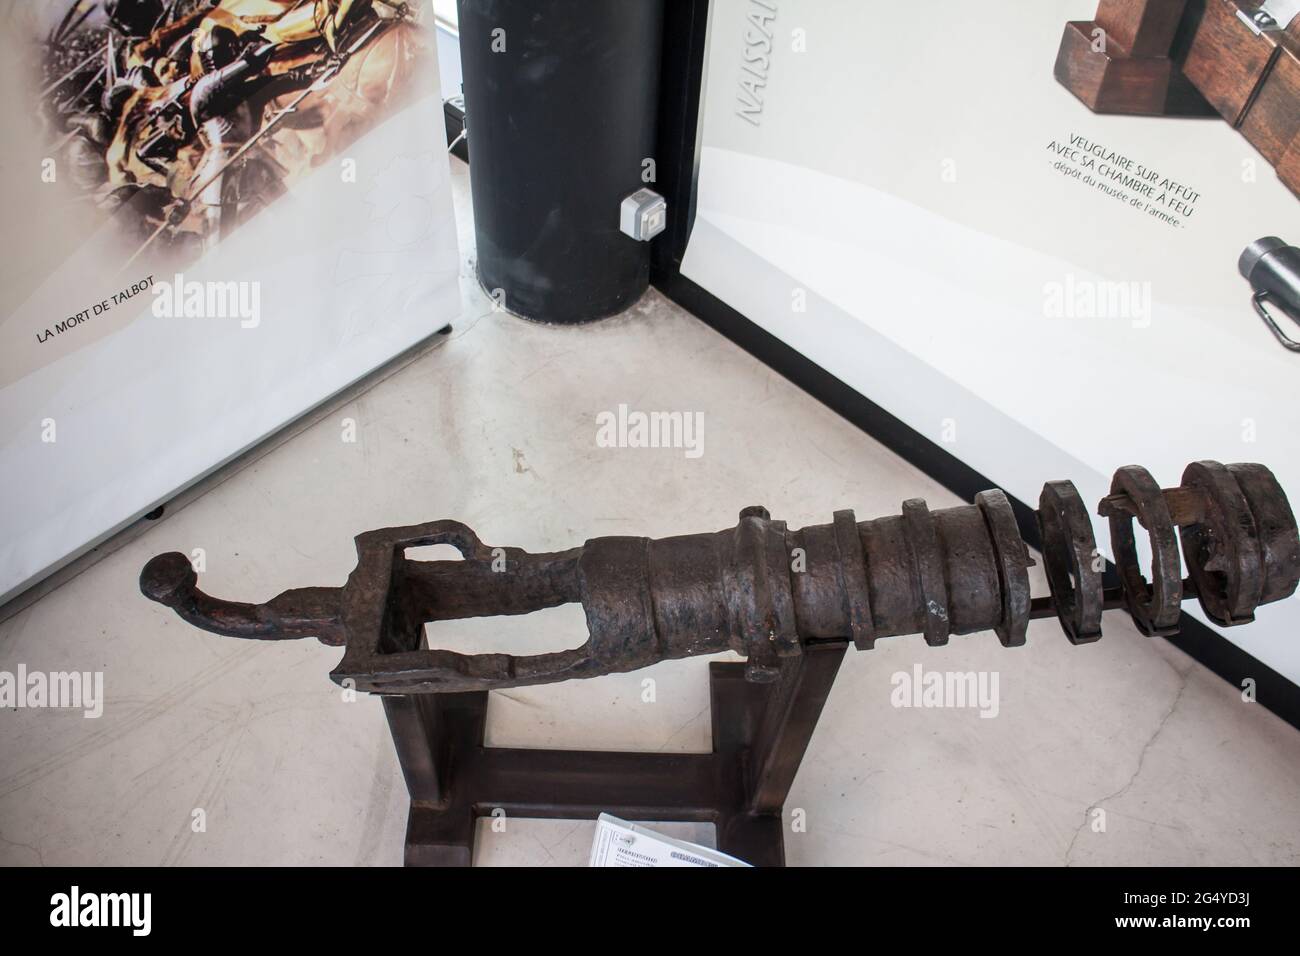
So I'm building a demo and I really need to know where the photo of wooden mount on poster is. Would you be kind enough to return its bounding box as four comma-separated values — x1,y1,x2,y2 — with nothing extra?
1055,0,1300,200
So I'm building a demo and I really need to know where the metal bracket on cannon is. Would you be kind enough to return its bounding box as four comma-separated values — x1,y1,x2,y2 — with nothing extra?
139,461,1299,866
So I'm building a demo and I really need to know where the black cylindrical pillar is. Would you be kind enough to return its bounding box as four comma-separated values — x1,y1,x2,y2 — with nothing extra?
457,0,665,323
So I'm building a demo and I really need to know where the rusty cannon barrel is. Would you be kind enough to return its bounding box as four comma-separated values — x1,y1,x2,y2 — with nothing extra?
140,460,1300,694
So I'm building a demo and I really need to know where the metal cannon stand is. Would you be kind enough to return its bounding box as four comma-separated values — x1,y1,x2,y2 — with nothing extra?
381,642,847,867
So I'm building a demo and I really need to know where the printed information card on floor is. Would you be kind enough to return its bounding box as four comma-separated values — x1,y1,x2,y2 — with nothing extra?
589,814,751,867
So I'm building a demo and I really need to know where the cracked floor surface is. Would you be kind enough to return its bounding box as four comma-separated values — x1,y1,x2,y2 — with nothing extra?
2,158,1300,866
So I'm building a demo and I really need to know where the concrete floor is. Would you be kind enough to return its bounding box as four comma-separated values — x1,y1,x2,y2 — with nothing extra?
3,157,1300,867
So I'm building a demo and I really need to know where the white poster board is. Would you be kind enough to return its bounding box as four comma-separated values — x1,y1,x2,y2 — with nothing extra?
0,4,461,603
683,0,1300,682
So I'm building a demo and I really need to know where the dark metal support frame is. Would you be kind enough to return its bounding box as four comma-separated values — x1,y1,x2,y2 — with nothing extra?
382,642,846,867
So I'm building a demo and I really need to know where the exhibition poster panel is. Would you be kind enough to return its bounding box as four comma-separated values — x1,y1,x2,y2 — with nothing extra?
0,2,461,603
683,0,1300,681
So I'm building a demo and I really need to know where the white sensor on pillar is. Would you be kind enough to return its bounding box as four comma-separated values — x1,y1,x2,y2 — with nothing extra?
620,189,667,241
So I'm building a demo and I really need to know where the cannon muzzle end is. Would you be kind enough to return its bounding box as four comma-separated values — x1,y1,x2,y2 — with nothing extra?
140,552,197,608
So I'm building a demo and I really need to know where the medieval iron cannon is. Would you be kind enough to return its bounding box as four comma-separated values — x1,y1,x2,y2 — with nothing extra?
139,461,1300,694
